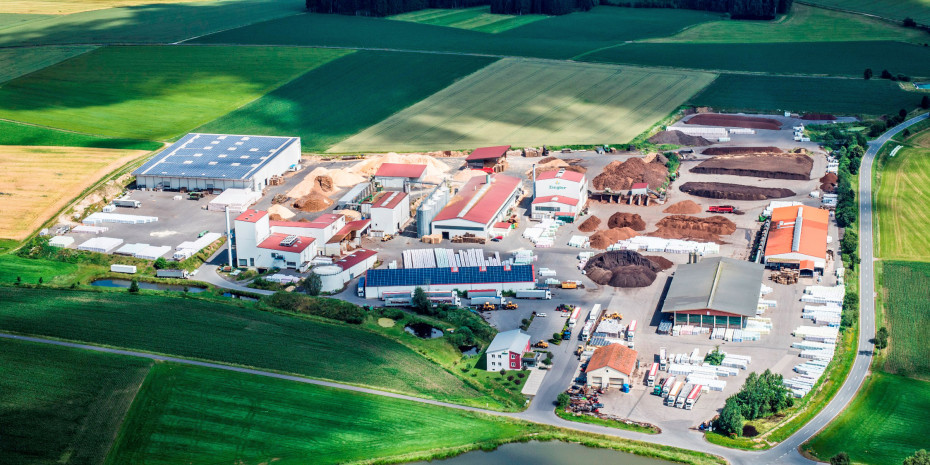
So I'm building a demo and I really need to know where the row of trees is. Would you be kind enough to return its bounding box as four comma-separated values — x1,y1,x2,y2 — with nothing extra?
306,0,486,17
831,449,929,465
490,0,594,15
715,370,794,436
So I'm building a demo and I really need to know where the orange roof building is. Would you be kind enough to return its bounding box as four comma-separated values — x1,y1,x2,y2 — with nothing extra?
585,343,638,389
764,205,829,272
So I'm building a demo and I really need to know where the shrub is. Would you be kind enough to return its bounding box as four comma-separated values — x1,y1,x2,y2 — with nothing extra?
704,347,725,365
742,424,759,437
830,452,851,465
128,279,140,293
863,68,872,80
301,272,322,296
557,392,570,409
262,292,366,324
153,257,168,270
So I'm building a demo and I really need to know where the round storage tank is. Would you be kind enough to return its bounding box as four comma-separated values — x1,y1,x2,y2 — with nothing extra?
313,265,344,293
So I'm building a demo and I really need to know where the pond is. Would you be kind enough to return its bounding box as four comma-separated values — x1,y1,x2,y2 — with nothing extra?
91,279,206,293
409,441,675,465
404,322,443,339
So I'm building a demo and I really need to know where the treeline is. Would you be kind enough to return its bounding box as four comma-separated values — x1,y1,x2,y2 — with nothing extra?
490,0,595,16
306,0,487,17
715,370,794,436
600,0,792,19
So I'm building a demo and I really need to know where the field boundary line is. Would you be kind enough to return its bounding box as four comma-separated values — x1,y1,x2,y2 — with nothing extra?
172,11,307,44
795,1,918,27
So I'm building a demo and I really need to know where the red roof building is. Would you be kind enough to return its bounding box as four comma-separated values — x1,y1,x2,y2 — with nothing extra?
431,174,522,239
536,169,585,183
532,168,587,219
257,233,315,253
370,191,408,209
764,205,829,273
235,209,267,223
585,343,638,389
466,145,511,161
532,195,579,207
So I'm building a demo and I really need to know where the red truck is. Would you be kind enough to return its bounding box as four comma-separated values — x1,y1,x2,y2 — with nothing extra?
708,205,735,213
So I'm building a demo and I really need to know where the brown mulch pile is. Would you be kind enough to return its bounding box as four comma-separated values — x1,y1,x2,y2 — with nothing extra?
645,255,675,271
268,213,284,221
690,153,813,180
820,173,838,184
584,250,663,288
591,157,669,191
663,200,702,214
647,130,713,146
820,173,838,193
680,182,795,201
315,175,334,193
702,146,783,155
802,113,836,121
648,215,736,243
589,227,638,249
686,114,782,131
607,212,647,231
578,216,601,232
293,192,334,212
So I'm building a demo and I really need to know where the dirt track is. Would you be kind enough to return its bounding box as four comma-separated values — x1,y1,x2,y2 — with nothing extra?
690,153,813,180
679,182,795,201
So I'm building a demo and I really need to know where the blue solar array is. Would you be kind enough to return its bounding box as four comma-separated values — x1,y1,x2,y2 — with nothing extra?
133,133,298,180
366,265,534,288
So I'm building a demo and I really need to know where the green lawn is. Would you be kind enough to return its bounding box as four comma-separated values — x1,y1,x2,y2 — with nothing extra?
804,372,930,465
689,75,921,116
0,286,501,407
875,145,930,261
0,45,350,140
197,51,495,152
0,254,81,285
881,261,930,378
652,4,924,43
0,120,163,150
0,337,152,465
582,41,930,77
805,0,930,25
0,45,95,83
331,58,716,152
389,6,547,33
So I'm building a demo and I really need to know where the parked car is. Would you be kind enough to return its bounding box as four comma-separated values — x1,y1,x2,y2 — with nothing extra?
537,313,547,317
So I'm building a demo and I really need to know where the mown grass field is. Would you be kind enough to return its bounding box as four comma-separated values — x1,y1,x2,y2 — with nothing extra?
331,58,716,152
582,41,930,77
0,287,500,407
3,0,206,15
389,6,547,33
0,0,303,46
875,146,930,260
804,372,930,465
689,75,921,116
0,45,94,83
0,45,349,140
0,337,152,465
0,120,163,150
105,363,533,465
806,0,930,25
0,146,147,241
0,13,50,29
197,51,495,152
652,4,924,43
0,254,81,285
881,261,930,378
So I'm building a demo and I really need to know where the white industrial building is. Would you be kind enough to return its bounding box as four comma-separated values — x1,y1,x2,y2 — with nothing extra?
374,163,426,190
531,168,587,220
431,173,522,240
314,249,379,293
233,210,318,270
134,133,300,192
365,191,410,237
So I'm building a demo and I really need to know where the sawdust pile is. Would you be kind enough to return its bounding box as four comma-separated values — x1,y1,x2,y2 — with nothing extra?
350,153,450,184
648,215,736,243
269,204,296,220
645,255,674,271
315,175,334,192
293,192,333,212
680,182,795,201
607,212,646,231
334,209,362,220
591,157,668,191
453,169,489,183
578,216,601,232
589,227,639,249
647,130,713,146
288,167,365,198
583,250,663,288
663,200,702,214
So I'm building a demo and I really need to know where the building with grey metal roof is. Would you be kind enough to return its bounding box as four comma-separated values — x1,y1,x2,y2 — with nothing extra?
133,133,300,192
661,257,764,329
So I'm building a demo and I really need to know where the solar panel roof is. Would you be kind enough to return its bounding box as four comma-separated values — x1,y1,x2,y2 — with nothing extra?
133,133,298,180
366,265,534,288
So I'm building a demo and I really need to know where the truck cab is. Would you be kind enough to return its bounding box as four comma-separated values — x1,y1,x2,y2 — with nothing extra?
357,277,365,297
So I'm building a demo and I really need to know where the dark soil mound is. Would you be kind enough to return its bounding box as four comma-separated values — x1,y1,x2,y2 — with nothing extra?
645,255,674,271
607,212,647,231
680,182,795,201
702,146,783,155
801,113,836,121
663,200,702,214
686,114,782,130
656,215,737,235
820,173,838,184
648,130,713,146
591,157,668,191
578,216,601,232
584,250,662,288
589,227,638,249
690,153,813,180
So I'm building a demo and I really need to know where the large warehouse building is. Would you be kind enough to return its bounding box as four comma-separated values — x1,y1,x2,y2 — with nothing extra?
764,205,829,275
431,173,522,240
661,257,764,329
134,133,300,192
363,264,536,299
531,168,587,220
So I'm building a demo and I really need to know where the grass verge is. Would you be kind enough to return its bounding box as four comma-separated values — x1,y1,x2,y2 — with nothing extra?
555,408,660,434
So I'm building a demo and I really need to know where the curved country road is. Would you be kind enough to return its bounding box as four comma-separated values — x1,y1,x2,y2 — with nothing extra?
3,114,925,464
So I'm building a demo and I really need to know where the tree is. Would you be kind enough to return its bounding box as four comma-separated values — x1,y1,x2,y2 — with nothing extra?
557,392,570,409
128,279,140,293
904,128,911,138
841,290,859,330
904,450,930,465
301,272,323,296
412,286,431,314
881,69,893,79
922,95,929,109
863,68,873,80
904,17,918,28
38,277,43,285
900,108,909,119
875,326,889,350
15,276,21,285
153,257,168,270
716,397,745,436
830,452,850,465
841,230,858,262
704,346,725,365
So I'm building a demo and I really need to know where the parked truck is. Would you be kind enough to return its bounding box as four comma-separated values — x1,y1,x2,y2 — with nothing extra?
110,264,137,274
666,381,684,406
684,385,703,410
155,269,188,279
357,276,365,297
675,383,694,408
516,289,551,300
382,291,413,307
113,199,141,208
568,306,582,328
659,347,668,371
470,296,505,307
707,205,735,213
647,362,659,387
467,289,500,299
626,320,637,341
660,376,677,397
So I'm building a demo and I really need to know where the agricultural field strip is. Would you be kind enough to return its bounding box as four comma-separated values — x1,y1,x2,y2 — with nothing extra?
800,0,930,25
876,146,930,261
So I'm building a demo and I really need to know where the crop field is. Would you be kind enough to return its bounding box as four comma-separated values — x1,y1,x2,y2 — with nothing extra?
881,261,930,378
0,146,147,241
806,0,930,25
582,41,930,77
0,45,348,140
3,0,206,15
389,6,547,33
0,287,500,407
876,146,930,260
0,337,152,465
652,4,924,43
331,58,716,152
689,75,920,116
0,45,95,83
106,363,533,464
0,120,163,150
804,372,930,465
197,51,495,152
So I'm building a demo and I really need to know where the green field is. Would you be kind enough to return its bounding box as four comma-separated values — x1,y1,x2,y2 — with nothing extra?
390,6,547,33
882,261,930,378
806,0,930,25
0,337,152,465
653,4,924,43
876,146,930,260
0,13,50,30
0,45,94,83
105,363,533,464
197,51,495,151
689,75,921,116
804,372,930,465
0,120,163,150
0,287,499,407
0,254,80,285
0,45,350,140
582,41,930,77
0,0,303,46
331,58,716,151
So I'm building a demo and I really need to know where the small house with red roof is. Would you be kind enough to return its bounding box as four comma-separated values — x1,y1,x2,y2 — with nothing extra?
585,343,638,389
364,191,410,237
374,163,427,190
465,145,510,171
431,173,522,240
532,168,587,220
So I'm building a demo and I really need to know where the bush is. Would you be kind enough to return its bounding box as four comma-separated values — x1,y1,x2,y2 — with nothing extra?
715,397,744,436
704,347,725,365
153,257,168,270
741,424,759,437
557,392,570,409
904,17,917,28
263,292,366,324
379,307,405,320
863,68,872,80
903,450,930,465
841,289,859,330
830,452,851,465
301,272,322,296
128,279,140,294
